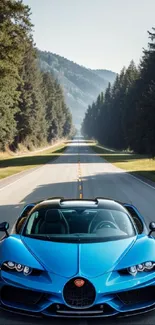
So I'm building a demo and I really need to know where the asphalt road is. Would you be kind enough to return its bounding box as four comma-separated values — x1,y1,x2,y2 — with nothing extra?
0,138,155,325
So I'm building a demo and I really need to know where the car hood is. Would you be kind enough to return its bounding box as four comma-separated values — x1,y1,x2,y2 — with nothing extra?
22,236,136,278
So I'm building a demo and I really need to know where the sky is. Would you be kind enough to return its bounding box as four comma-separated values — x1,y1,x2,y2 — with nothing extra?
24,0,155,73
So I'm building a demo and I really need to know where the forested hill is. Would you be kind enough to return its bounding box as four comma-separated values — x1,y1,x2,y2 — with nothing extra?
82,27,155,156
38,51,116,127
93,70,116,83
0,1,74,152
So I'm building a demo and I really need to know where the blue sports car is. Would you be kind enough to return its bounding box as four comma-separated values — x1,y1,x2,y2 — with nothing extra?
0,197,155,318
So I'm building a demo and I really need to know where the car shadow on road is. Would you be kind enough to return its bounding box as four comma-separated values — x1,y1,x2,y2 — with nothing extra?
16,172,154,225
0,165,154,230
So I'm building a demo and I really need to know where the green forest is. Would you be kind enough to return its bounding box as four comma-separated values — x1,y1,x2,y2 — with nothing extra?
82,28,155,156
0,0,73,151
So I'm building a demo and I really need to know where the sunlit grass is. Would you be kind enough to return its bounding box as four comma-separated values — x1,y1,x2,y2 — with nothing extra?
0,144,66,180
92,144,155,183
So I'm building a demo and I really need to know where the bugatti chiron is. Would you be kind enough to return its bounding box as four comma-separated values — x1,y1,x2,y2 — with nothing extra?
0,197,155,318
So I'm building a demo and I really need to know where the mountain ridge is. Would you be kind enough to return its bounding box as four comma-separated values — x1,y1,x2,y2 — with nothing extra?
38,50,117,126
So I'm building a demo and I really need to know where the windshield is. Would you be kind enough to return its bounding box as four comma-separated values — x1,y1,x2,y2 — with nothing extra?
23,207,136,243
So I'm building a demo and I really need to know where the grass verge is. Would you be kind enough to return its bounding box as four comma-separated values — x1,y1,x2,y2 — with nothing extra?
0,143,66,180
91,143,155,183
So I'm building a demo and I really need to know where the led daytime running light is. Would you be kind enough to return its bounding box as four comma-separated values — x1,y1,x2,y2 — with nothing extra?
128,261,155,276
15,264,24,272
3,261,32,276
23,266,32,276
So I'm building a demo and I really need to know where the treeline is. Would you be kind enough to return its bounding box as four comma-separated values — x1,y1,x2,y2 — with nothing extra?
82,28,155,156
0,0,73,151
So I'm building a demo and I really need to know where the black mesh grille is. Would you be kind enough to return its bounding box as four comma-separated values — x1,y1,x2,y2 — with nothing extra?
1,286,43,305
63,278,96,308
117,286,155,305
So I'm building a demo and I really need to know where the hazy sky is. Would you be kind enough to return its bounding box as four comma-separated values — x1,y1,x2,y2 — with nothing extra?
24,0,155,73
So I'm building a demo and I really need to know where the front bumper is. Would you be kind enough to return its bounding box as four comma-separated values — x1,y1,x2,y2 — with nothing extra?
1,297,155,318
1,270,155,318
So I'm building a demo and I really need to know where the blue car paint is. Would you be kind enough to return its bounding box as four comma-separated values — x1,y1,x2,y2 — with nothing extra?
115,234,155,269
0,202,155,317
1,256,155,294
0,235,44,270
1,264,155,316
22,236,136,277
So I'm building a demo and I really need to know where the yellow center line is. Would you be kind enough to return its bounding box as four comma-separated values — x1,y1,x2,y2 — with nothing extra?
77,152,83,199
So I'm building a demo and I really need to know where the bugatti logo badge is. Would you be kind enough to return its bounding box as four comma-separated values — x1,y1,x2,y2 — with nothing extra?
74,279,85,287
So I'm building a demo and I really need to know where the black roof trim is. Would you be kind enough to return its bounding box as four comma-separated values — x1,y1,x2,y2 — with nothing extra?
29,197,127,212
28,197,128,207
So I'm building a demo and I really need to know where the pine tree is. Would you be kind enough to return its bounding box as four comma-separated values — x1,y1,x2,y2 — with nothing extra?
0,1,73,151
15,42,47,148
0,0,32,149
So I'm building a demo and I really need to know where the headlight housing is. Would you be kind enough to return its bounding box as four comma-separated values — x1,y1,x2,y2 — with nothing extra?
1,261,41,276
120,261,155,276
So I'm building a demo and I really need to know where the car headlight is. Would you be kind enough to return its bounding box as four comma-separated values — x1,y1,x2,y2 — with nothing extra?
1,261,33,276
121,261,155,276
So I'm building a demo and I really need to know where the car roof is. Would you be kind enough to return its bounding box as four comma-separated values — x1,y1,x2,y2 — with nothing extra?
30,197,127,212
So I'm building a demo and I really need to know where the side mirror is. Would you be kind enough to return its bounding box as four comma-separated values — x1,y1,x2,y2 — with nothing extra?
149,222,155,236
0,222,9,237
